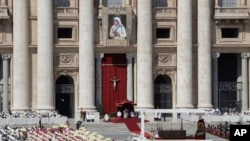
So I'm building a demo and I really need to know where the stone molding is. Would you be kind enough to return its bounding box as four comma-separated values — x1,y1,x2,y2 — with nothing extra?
153,68,176,84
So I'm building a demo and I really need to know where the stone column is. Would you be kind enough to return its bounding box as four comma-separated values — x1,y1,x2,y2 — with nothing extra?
197,0,213,109
176,0,193,108
215,0,219,7
12,0,30,111
37,0,54,111
126,0,130,6
241,53,249,111
212,53,220,108
79,0,96,111
95,53,104,107
137,0,153,109
126,53,134,101
1,54,10,113
1,0,6,5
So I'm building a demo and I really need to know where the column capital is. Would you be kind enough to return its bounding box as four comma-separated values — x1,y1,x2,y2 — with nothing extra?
126,53,134,60
212,53,220,58
241,53,250,59
1,54,11,60
95,53,104,59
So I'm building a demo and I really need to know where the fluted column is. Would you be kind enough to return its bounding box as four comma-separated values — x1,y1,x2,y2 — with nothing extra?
126,53,134,101
241,53,249,111
95,53,104,107
176,0,193,108
137,0,153,109
12,0,30,111
79,0,96,111
1,54,10,113
212,53,220,108
37,0,54,111
197,0,213,109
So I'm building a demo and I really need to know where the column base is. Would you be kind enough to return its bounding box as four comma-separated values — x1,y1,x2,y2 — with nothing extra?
35,106,55,113
136,104,154,109
11,107,31,113
78,105,96,111
197,104,213,109
175,104,194,109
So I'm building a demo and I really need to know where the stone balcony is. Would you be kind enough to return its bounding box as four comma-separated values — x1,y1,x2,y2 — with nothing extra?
0,6,10,20
54,7,79,19
214,7,250,20
155,7,177,19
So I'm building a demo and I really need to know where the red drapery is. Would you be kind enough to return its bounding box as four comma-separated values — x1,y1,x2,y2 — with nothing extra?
102,54,127,113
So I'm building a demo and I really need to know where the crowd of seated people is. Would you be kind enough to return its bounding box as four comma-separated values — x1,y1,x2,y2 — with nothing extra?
206,122,230,139
0,111,62,119
0,124,113,141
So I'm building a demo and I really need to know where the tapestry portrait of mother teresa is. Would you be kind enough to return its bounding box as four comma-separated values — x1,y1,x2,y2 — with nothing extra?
108,15,127,39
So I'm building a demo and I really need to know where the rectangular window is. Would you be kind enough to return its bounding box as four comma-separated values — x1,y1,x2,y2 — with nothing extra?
156,0,168,7
156,28,170,39
220,0,237,7
57,0,70,7
221,28,239,38
57,28,73,39
105,0,122,7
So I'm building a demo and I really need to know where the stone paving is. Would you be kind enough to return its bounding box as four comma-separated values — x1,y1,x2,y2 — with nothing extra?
67,118,228,141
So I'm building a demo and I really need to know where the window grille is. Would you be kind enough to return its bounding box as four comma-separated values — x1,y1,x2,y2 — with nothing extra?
156,0,168,7
220,0,237,7
57,0,70,7
105,0,122,7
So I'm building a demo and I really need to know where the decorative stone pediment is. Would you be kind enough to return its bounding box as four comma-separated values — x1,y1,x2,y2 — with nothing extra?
54,68,79,82
54,53,78,67
154,53,176,66
153,68,176,83
0,6,10,20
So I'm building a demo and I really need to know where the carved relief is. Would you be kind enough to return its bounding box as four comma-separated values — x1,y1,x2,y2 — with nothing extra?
54,54,78,67
154,53,176,66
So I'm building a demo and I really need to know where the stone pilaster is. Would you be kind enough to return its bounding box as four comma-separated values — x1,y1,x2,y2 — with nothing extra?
1,54,10,113
12,0,30,111
37,0,54,111
197,0,213,109
79,0,96,111
176,0,193,108
241,53,249,111
95,53,104,107
137,0,153,109
126,53,134,101
212,53,220,108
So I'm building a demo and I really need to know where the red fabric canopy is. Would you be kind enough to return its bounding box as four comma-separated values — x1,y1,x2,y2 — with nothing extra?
115,100,137,107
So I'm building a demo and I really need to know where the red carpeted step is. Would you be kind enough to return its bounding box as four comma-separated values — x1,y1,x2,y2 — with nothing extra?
111,117,151,138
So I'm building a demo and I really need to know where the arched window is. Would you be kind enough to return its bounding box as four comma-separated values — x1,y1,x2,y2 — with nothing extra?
220,0,237,7
105,0,122,7
57,0,70,7
156,0,168,7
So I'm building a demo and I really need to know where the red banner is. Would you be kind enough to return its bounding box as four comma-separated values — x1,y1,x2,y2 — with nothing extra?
102,54,127,113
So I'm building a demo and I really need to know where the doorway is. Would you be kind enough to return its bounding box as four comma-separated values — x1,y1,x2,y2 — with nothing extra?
154,75,172,116
55,75,74,118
